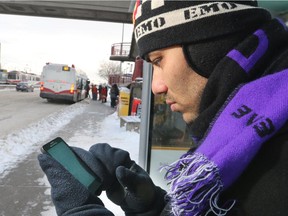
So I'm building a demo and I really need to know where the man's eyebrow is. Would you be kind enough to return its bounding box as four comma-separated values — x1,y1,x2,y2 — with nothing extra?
148,51,161,61
146,55,152,63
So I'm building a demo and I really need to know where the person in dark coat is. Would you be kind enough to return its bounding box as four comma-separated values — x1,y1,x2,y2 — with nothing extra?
85,80,90,98
38,1,288,215
91,84,98,100
98,84,102,101
110,84,119,108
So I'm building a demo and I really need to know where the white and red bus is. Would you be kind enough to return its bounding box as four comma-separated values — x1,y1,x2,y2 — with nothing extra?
40,63,89,102
7,70,40,85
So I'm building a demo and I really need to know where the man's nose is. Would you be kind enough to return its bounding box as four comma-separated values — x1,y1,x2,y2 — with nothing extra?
151,72,168,95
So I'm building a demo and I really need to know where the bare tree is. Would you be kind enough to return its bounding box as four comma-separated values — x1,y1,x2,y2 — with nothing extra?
98,61,121,82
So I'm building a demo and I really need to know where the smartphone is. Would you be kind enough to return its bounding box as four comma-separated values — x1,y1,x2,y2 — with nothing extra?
41,137,102,196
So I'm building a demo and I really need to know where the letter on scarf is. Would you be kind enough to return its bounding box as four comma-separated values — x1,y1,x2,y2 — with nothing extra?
253,118,275,137
227,29,268,73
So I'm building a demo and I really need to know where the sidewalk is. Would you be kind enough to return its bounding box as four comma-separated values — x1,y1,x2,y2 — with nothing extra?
0,99,115,216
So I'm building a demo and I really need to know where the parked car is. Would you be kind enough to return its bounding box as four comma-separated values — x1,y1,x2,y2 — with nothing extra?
16,82,34,92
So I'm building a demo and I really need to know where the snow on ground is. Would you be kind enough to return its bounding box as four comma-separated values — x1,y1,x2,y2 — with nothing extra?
0,102,86,178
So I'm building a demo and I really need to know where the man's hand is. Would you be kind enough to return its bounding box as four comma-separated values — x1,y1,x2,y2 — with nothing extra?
38,147,113,216
88,143,134,190
112,163,167,215
88,144,167,215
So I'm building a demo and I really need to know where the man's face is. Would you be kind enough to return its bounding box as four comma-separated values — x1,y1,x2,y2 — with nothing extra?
148,46,208,124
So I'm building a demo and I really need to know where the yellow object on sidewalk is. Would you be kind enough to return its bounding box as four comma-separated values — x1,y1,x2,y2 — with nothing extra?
118,87,130,116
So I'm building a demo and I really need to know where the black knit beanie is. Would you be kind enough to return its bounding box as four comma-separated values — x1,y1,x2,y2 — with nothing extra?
133,0,271,77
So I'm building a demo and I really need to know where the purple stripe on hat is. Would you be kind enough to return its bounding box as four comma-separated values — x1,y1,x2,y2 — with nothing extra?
196,69,288,188
227,29,268,73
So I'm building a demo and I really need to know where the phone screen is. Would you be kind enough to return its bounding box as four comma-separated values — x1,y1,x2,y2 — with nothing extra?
42,137,102,195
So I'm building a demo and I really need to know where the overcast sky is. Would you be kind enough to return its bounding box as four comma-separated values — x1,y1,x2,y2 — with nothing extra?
0,14,134,83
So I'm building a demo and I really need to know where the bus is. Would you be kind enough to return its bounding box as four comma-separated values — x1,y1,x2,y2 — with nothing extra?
0,69,8,84
7,70,40,85
40,63,89,102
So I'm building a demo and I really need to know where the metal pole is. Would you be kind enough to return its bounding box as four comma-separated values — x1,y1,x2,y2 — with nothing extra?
0,42,2,69
138,61,152,170
121,23,124,55
120,23,124,74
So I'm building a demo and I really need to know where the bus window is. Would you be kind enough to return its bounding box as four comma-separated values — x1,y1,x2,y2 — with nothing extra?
8,72,17,80
76,78,82,89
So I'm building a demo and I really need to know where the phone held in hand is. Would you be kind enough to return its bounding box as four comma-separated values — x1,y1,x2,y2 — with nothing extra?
41,137,102,196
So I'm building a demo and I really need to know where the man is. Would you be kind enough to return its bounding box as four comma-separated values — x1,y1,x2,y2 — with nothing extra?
91,84,98,100
110,84,119,108
38,1,288,215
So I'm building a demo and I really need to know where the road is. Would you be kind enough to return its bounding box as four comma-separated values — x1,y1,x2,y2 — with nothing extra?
0,88,72,138
0,88,114,216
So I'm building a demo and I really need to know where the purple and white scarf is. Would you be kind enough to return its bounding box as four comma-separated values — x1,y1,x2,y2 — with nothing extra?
163,19,288,215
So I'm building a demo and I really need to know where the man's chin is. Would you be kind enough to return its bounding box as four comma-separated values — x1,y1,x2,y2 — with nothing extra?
182,113,197,124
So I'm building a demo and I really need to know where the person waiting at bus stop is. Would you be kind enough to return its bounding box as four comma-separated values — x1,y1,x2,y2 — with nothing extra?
100,85,108,103
91,84,98,101
98,84,102,101
85,80,91,98
110,83,119,108
38,1,288,215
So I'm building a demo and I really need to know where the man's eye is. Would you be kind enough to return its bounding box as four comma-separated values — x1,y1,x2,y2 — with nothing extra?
151,57,162,66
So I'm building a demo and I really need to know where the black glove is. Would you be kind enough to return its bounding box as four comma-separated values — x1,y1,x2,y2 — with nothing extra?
88,143,134,191
113,163,167,215
38,148,114,216
88,144,167,215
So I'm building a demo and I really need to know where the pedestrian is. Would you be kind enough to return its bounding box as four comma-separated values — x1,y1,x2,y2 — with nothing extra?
100,85,107,103
110,83,119,108
91,84,98,100
98,84,102,101
85,80,90,98
38,1,288,215
104,86,108,103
